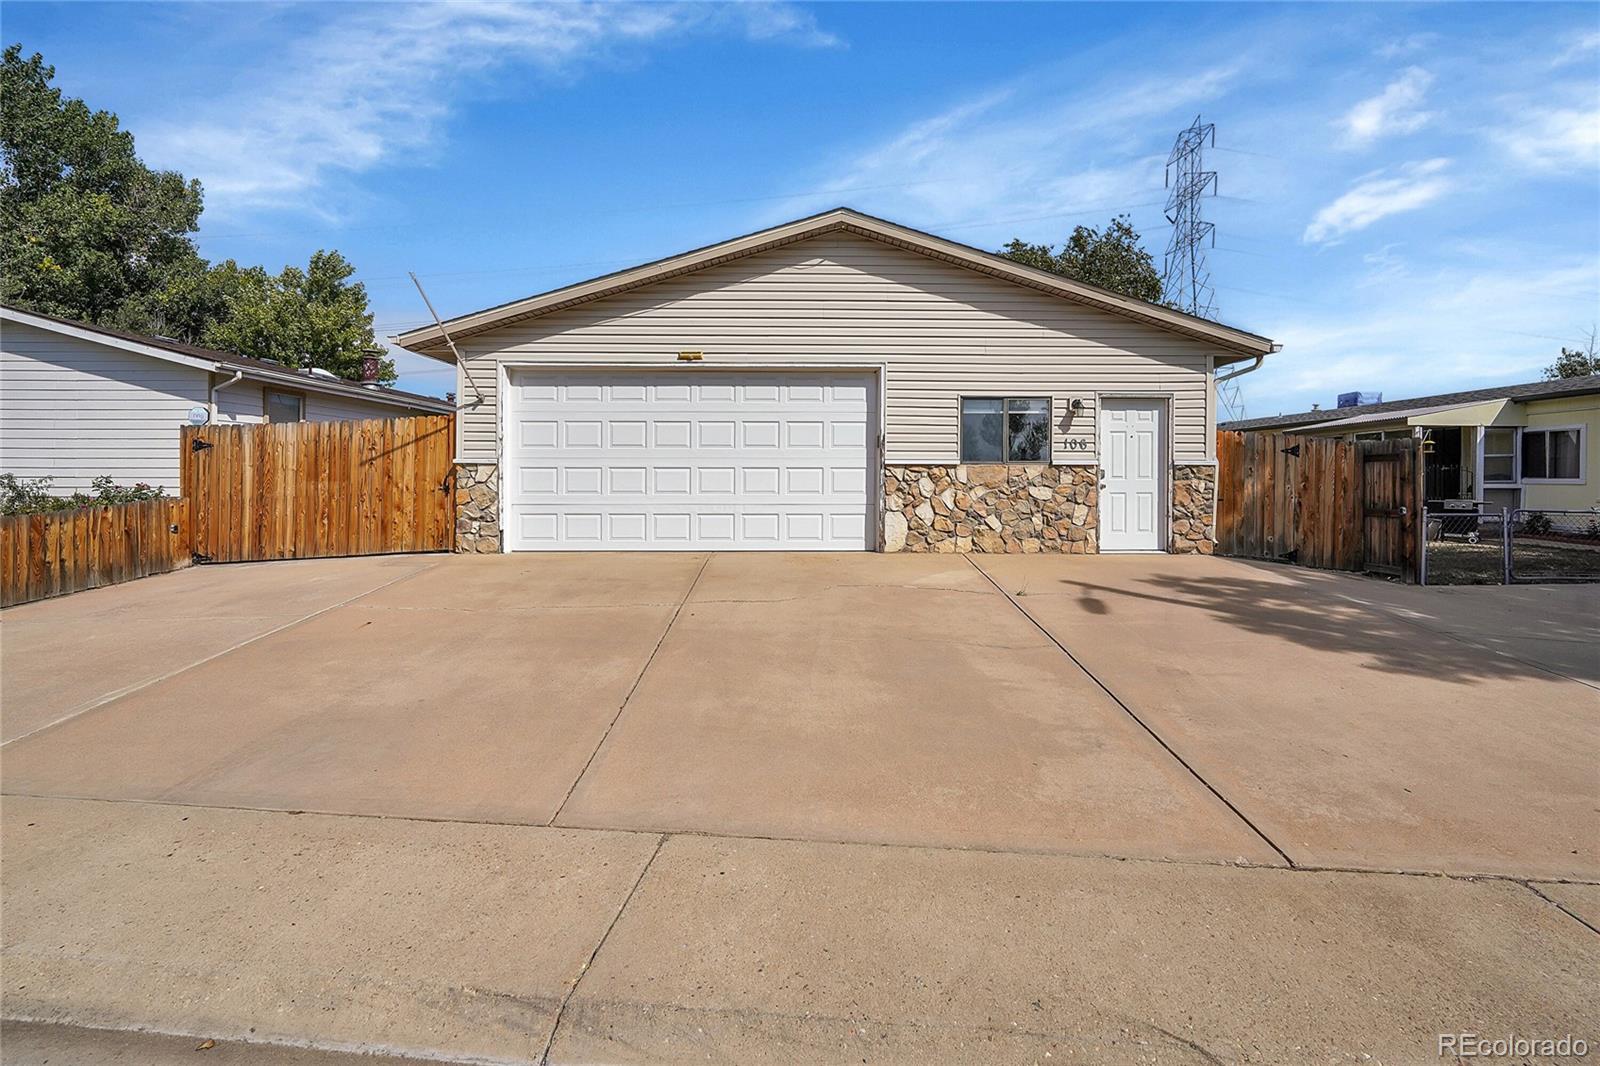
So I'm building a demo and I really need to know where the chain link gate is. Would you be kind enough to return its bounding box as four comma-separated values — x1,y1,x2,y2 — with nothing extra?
1420,505,1510,585
1508,509,1600,584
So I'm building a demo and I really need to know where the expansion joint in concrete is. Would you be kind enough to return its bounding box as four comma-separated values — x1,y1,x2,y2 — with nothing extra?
539,832,669,1064
1519,880,1600,936
548,554,713,827
965,555,1296,869
0,559,444,750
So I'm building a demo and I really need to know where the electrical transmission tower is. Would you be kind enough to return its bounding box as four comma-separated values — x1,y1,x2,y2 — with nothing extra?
1163,115,1217,321
1164,116,1245,418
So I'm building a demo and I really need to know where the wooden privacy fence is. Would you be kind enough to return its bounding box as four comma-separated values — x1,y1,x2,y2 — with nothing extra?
1216,430,1421,580
1,499,191,607
181,415,455,563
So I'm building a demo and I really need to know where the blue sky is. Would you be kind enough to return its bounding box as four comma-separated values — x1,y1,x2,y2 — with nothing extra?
7,1,1598,417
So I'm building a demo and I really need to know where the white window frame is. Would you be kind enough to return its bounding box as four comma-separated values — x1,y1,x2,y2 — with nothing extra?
1519,424,1586,484
959,395,1053,465
1479,426,1519,486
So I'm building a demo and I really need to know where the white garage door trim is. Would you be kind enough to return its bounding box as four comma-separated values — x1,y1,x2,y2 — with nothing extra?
499,364,883,551
1097,394,1170,553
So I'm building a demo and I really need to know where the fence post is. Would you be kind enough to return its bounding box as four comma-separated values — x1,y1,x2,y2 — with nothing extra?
1502,507,1512,585
1427,505,1440,585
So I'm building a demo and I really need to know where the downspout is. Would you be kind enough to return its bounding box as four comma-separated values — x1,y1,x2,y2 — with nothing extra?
208,368,244,423
1211,344,1280,542
1215,342,1281,386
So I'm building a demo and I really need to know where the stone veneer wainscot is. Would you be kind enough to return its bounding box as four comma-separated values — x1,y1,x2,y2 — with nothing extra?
454,463,501,553
884,464,1099,553
1169,464,1217,554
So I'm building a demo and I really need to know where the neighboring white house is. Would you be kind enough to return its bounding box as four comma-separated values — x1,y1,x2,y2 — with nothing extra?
394,208,1277,554
1,306,455,495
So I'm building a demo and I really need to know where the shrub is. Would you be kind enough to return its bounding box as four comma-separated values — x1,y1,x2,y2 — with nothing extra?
1,473,166,516
1522,512,1553,537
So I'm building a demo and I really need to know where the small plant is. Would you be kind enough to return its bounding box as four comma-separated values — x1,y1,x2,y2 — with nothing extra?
0,473,59,515
1584,518,1600,541
0,473,166,516
1522,512,1554,537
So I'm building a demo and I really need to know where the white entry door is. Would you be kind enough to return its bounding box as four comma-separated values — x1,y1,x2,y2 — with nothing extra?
1098,398,1165,552
503,368,875,551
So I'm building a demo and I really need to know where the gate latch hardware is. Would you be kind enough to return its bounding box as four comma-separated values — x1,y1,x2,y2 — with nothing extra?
192,550,213,564
1281,443,1301,457
190,437,213,452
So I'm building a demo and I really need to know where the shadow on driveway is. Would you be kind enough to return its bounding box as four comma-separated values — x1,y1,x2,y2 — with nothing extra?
1046,563,1577,684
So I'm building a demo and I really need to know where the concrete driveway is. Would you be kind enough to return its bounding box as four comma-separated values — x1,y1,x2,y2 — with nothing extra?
3,552,1596,1064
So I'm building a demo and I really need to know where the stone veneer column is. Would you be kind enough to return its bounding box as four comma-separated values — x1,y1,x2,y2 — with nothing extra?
883,464,1098,553
1169,464,1217,554
454,463,501,553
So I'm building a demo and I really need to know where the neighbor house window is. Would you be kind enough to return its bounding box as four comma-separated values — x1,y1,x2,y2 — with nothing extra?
265,389,304,424
1520,427,1583,481
1482,428,1517,484
960,397,1051,463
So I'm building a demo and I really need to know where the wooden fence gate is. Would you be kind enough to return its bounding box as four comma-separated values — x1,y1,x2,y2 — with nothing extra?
1216,430,1421,580
181,415,455,563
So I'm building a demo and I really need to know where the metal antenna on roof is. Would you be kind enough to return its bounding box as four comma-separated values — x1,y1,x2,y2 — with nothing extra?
408,271,486,408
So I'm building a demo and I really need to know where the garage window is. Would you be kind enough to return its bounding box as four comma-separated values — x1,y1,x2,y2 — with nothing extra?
961,397,1051,463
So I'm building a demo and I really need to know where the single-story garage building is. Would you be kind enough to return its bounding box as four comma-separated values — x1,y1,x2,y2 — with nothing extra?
394,208,1276,554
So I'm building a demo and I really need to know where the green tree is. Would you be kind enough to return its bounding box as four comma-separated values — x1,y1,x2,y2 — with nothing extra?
997,215,1163,304
200,251,393,383
2,45,388,383
1543,328,1599,380
0,45,204,330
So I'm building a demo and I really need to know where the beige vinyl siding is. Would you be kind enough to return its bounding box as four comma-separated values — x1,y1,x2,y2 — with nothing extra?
0,321,208,493
454,233,1221,465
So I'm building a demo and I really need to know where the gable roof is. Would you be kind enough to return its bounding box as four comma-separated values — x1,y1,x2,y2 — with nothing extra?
2,305,454,414
393,207,1277,363
1221,374,1600,432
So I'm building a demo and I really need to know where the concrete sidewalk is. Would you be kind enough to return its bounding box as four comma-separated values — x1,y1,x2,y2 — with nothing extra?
4,797,1595,1065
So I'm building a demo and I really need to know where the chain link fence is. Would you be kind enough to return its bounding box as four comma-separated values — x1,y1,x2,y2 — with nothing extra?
1421,506,1509,585
1422,506,1600,585
1509,509,1600,584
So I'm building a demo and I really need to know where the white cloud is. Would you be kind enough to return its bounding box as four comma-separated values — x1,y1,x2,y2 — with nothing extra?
1338,67,1434,146
1552,30,1600,67
1302,158,1452,245
1376,33,1437,60
761,62,1245,242
1495,106,1600,171
1246,255,1599,412
143,2,838,218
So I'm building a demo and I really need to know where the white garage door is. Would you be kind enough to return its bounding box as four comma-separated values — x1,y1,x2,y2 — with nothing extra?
504,369,876,551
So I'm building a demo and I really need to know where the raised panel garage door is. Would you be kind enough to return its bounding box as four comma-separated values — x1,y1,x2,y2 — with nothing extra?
504,369,876,550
